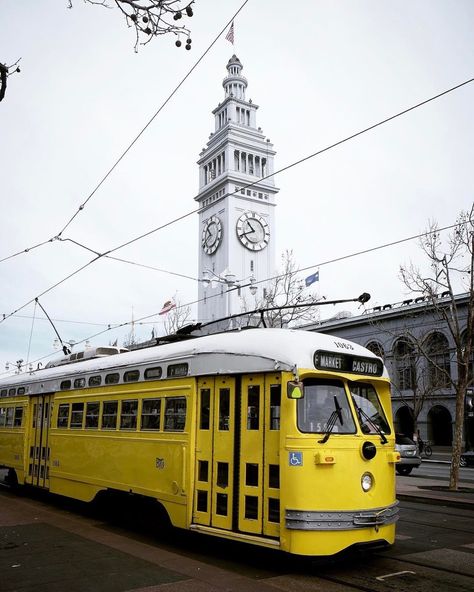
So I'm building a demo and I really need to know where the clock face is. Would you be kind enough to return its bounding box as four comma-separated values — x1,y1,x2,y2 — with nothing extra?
236,212,270,251
202,215,222,255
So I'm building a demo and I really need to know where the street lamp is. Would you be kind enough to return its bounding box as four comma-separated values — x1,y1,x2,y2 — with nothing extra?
201,268,258,321
201,268,257,293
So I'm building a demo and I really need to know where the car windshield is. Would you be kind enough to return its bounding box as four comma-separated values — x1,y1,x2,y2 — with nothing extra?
297,379,356,434
396,434,416,446
349,382,391,435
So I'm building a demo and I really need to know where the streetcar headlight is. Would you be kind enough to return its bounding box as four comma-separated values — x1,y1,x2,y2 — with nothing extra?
361,472,373,492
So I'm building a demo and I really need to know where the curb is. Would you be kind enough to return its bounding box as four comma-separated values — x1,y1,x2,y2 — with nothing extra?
397,492,474,510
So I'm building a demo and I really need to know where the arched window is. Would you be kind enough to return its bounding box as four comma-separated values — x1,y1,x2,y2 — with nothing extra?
393,338,416,391
425,332,451,388
366,341,384,359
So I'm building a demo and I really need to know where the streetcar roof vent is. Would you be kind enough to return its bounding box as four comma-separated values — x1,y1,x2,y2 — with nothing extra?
45,346,129,368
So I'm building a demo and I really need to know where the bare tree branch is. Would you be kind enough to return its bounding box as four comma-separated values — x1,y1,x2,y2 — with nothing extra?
399,204,474,490
70,0,196,51
0,59,21,103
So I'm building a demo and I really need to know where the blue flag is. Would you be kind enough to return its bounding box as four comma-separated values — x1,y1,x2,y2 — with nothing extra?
305,271,319,287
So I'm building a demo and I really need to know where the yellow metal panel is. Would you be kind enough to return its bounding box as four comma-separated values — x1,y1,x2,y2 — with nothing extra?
194,378,214,526
263,375,281,538
210,377,234,530
238,375,264,534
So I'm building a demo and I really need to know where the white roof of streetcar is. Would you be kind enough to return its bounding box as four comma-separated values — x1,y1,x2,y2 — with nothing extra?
0,329,388,394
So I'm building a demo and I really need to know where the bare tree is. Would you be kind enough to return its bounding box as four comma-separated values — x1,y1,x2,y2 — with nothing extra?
71,0,195,51
400,205,474,490
163,296,192,335
240,250,321,328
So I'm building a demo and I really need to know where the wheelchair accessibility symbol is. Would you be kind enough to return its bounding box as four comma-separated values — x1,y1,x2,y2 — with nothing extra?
289,451,303,466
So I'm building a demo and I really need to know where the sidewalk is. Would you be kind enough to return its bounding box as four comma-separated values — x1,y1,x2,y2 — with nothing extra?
396,447,474,508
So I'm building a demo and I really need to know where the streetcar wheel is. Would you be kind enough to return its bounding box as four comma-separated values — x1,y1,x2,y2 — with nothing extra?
396,466,413,476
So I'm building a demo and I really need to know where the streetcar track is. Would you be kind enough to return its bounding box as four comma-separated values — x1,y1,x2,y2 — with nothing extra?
375,552,474,580
398,516,474,534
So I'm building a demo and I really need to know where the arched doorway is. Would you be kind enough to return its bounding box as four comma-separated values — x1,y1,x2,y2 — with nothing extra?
395,405,414,437
427,405,452,445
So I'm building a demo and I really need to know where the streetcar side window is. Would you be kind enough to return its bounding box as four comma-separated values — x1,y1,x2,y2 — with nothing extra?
57,403,70,428
74,378,86,389
141,398,161,430
6,407,14,427
297,379,356,434
60,380,71,390
102,401,118,429
14,406,23,427
164,397,186,431
89,375,102,387
199,389,210,430
246,385,260,430
0,407,6,427
145,366,162,380
120,400,138,430
70,403,84,429
219,388,230,431
124,370,140,382
270,384,281,430
85,402,100,429
105,373,120,385
349,382,391,435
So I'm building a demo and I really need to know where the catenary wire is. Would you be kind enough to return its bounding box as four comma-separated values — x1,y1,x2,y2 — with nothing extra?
0,0,251,265
0,216,465,378
1,77,472,326
9,217,462,370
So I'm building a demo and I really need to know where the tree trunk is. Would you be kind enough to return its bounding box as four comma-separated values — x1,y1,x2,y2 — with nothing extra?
449,363,467,490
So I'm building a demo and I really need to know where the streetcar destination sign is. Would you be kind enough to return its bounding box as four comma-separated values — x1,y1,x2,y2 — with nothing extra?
314,350,383,377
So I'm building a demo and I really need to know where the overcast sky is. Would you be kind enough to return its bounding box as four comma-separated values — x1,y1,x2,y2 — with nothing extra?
1,0,473,372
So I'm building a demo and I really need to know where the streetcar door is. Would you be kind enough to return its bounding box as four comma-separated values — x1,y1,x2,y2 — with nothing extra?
25,395,52,489
193,376,235,530
238,374,281,537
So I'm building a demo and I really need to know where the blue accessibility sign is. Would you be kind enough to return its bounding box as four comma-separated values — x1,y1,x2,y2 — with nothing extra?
289,451,303,466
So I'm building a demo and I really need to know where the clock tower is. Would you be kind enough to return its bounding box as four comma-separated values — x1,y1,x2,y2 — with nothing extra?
196,55,279,327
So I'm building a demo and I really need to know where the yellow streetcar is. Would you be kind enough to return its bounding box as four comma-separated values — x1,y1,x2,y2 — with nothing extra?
0,328,399,556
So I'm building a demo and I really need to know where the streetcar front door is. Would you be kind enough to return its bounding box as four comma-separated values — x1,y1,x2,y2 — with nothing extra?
238,374,281,537
25,395,52,488
194,376,235,530
193,374,281,538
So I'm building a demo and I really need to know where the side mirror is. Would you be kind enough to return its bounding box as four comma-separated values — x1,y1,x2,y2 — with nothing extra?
287,380,304,399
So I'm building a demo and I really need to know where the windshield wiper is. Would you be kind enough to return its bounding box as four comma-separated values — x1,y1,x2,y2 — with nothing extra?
353,402,387,444
318,396,344,444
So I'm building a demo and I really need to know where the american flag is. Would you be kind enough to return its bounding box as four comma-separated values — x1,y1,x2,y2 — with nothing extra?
159,300,176,315
225,21,234,44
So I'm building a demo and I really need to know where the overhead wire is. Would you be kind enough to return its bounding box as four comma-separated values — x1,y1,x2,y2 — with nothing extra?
9,216,464,372
0,0,251,265
0,214,466,379
1,76,473,326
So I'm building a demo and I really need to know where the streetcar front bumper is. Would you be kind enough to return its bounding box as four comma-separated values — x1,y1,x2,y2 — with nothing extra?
285,501,399,531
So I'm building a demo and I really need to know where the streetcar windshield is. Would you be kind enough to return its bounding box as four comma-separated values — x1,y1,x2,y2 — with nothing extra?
297,379,356,434
349,382,391,435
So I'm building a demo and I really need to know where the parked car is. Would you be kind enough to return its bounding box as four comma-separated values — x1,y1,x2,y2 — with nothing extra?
395,434,421,475
460,451,474,467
